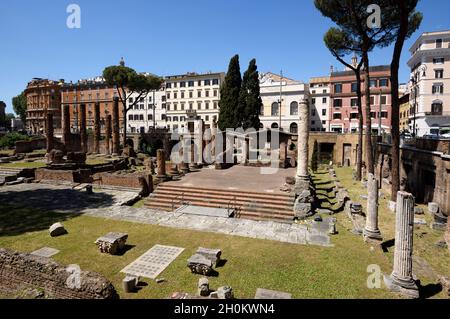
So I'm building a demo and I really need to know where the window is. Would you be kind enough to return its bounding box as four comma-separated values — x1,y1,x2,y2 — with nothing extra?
432,84,444,94
351,82,358,92
351,98,358,107
166,83,172,89
350,113,359,119
381,96,387,105
140,97,144,102
370,96,375,105
173,82,177,88
312,90,316,94
322,97,327,104
167,117,171,122
173,116,179,122
370,112,376,119
173,103,178,111
312,98,316,104
128,114,133,121
181,92,185,99
312,109,316,116
198,102,202,110
174,92,177,99
433,58,444,64
214,90,218,97
167,104,170,111
334,84,342,93
214,102,218,109
260,106,264,116
180,82,186,88
189,91,193,98
380,111,388,119
322,109,327,116
134,115,139,121
290,102,298,115
181,103,185,110
140,104,144,110
212,79,219,85
432,102,443,115
205,91,210,97
271,102,279,116
271,123,279,129
139,115,144,121
198,91,202,98
333,99,342,107
205,115,209,121
323,89,327,94
204,79,211,86
188,81,194,87
379,79,389,87
435,69,444,79
205,102,210,109
370,80,377,88
436,39,443,48
189,103,193,110
311,120,316,126
333,113,341,120
167,93,170,99
198,80,202,86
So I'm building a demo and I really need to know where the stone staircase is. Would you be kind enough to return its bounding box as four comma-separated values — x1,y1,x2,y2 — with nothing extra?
0,167,25,184
145,184,296,223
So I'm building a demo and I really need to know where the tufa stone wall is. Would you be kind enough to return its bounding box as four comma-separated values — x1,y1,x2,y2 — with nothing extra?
0,248,119,299
92,172,148,190
35,168,92,184
15,138,46,154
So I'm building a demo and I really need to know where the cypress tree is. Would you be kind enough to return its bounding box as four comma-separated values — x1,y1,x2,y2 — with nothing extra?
311,140,319,172
239,59,262,130
218,55,242,131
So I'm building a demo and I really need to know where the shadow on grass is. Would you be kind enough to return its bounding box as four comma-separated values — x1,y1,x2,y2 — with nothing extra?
0,205,80,237
381,239,395,253
419,282,442,299
116,244,136,256
0,186,115,237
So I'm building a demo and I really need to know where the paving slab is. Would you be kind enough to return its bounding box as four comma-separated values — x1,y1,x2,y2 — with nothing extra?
30,247,60,258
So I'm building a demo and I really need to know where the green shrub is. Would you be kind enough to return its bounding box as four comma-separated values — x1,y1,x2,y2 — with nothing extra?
0,133,30,149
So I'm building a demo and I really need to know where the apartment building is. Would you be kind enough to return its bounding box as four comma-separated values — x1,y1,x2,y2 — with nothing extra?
309,76,331,131
126,88,167,133
165,72,225,132
24,78,63,135
329,64,392,134
259,72,309,133
61,76,120,133
407,30,450,136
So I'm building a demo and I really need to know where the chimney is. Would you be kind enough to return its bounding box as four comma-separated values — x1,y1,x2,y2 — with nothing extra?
330,65,334,74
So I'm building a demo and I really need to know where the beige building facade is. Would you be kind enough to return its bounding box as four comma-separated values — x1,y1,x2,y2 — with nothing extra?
408,30,450,136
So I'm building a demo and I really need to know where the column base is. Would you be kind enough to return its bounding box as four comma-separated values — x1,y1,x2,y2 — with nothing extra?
363,228,383,241
384,274,419,299
294,175,311,195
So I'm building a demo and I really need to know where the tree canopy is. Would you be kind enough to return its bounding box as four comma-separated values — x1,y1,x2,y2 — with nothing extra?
218,55,242,131
239,59,262,130
12,92,27,123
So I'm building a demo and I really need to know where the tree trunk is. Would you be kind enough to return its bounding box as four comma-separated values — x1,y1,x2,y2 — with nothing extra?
362,51,374,175
390,2,409,201
356,69,363,181
122,101,128,147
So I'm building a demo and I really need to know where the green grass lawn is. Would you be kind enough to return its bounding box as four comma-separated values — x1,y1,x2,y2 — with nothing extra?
0,161,47,169
0,168,447,299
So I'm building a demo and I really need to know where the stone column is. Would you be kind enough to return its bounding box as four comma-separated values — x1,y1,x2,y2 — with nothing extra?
112,97,120,156
79,104,87,153
280,138,287,168
189,141,199,170
62,104,71,145
105,115,112,155
93,102,100,154
242,137,249,165
364,173,382,240
156,149,167,179
180,137,190,174
46,113,54,153
295,98,311,192
384,191,419,298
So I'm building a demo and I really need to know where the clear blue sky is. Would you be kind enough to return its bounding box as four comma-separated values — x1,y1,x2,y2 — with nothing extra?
1,0,449,114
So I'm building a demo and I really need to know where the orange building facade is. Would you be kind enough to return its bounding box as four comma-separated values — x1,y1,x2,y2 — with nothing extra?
24,78,63,134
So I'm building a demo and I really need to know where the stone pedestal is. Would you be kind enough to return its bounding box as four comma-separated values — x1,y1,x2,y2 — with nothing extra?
384,191,419,298
105,115,112,155
46,113,54,153
112,97,120,156
79,104,87,153
156,149,167,180
364,173,382,241
93,102,100,154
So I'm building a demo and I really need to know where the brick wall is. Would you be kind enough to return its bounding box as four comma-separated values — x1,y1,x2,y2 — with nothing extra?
0,248,118,299
92,172,148,190
35,168,92,184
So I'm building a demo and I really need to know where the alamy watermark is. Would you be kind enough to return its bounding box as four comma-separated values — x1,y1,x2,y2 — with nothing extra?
66,4,81,29
367,264,382,289
367,4,381,29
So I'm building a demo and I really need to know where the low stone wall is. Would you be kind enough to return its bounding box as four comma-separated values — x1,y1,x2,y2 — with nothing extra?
35,168,92,184
446,219,450,253
0,248,118,299
92,172,148,190
15,138,46,154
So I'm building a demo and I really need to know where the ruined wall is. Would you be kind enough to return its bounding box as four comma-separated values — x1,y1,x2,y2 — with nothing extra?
15,138,46,154
92,172,148,190
0,248,118,299
35,168,92,184
376,142,450,216
446,219,450,253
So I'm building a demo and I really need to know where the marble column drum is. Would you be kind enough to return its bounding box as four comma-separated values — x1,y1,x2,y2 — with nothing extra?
384,191,419,298
363,173,382,240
